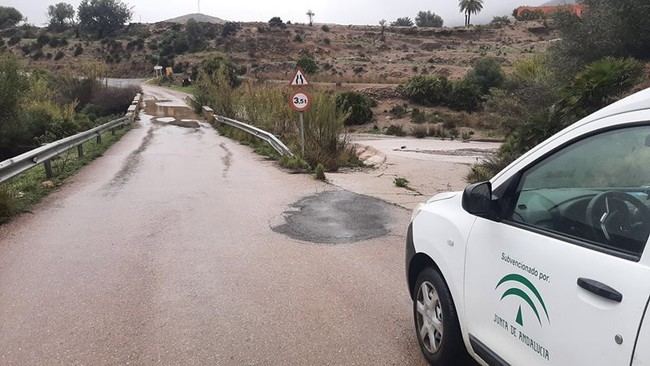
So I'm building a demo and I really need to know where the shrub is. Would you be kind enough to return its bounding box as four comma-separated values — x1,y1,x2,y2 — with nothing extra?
302,93,350,170
465,57,505,94
447,79,483,112
222,22,240,37
8,35,20,46
491,16,511,27
36,34,51,46
394,177,410,188
280,155,310,171
296,55,318,74
268,17,286,28
557,57,644,121
73,45,83,56
87,86,140,116
321,24,330,32
54,50,65,60
386,125,406,136
293,34,303,43
391,17,414,27
335,91,375,125
411,108,427,123
416,11,444,27
390,104,407,118
314,163,326,180
398,75,451,105
412,125,428,138
515,9,545,21
0,188,16,224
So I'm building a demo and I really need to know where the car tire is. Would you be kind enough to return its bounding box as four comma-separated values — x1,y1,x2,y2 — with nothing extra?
413,267,472,366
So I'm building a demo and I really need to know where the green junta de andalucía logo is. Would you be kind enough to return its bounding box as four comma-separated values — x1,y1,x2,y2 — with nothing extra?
496,274,550,327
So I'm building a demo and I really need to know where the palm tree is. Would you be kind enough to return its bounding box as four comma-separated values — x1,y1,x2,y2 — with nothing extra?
306,10,315,26
459,0,484,27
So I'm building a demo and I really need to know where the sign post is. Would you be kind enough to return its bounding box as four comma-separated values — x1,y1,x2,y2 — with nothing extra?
289,69,311,156
289,91,311,156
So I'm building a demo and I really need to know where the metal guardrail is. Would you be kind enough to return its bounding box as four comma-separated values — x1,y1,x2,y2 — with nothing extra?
202,106,294,157
0,93,143,184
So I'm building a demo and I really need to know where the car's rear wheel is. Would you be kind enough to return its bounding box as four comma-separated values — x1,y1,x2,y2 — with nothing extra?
414,267,471,365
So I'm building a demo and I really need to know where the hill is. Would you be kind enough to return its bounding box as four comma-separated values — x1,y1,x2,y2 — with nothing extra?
164,13,225,24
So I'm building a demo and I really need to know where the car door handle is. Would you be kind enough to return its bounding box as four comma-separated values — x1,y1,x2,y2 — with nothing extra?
577,278,623,303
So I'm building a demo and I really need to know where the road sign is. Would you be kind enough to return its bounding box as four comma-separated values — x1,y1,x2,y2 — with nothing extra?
290,69,309,87
290,92,311,112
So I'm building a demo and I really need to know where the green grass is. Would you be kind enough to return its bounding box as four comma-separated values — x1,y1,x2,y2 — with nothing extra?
0,126,130,224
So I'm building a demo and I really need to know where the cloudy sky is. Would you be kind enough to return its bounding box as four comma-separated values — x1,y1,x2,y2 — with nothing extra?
8,0,549,27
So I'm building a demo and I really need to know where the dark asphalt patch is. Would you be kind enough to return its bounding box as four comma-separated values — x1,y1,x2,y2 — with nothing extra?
272,190,392,244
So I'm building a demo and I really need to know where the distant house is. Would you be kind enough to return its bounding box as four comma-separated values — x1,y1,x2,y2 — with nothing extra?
514,4,586,19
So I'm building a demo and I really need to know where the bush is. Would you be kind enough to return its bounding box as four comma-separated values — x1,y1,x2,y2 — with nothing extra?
222,22,240,37
557,57,643,121
268,17,286,28
398,75,451,105
447,79,483,112
8,35,20,46
54,50,65,60
412,125,428,138
336,91,375,125
390,104,407,118
73,45,83,56
314,163,326,180
386,125,406,136
465,57,505,94
416,11,444,27
280,155,310,171
36,34,51,46
87,86,140,116
321,24,330,32
551,0,650,75
491,16,511,27
293,34,303,43
391,17,414,27
394,177,410,188
296,55,318,74
515,9,545,21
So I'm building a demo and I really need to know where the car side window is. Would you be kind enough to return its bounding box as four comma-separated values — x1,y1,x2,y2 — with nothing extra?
508,125,650,258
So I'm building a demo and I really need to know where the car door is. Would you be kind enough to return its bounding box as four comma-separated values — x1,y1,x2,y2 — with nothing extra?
464,124,650,365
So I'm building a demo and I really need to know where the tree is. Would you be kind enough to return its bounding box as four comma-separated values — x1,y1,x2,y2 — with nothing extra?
306,10,315,26
379,19,387,36
77,0,132,38
391,17,414,27
551,0,650,75
185,19,207,52
415,11,444,27
459,0,484,27
0,7,23,29
48,3,75,31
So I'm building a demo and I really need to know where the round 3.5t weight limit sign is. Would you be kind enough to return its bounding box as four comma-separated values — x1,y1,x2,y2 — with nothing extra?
290,92,311,112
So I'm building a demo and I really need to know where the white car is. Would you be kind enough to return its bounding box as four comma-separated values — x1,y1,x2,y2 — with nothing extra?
406,88,650,366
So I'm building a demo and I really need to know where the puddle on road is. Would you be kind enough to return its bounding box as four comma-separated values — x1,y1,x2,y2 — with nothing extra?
144,98,201,129
272,190,392,244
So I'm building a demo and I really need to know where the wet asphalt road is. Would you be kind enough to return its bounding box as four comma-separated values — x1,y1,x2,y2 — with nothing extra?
0,86,426,365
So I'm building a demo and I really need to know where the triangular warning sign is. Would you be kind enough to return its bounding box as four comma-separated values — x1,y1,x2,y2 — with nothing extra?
290,69,309,86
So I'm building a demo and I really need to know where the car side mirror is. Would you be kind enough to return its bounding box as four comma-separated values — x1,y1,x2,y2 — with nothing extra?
462,182,498,220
